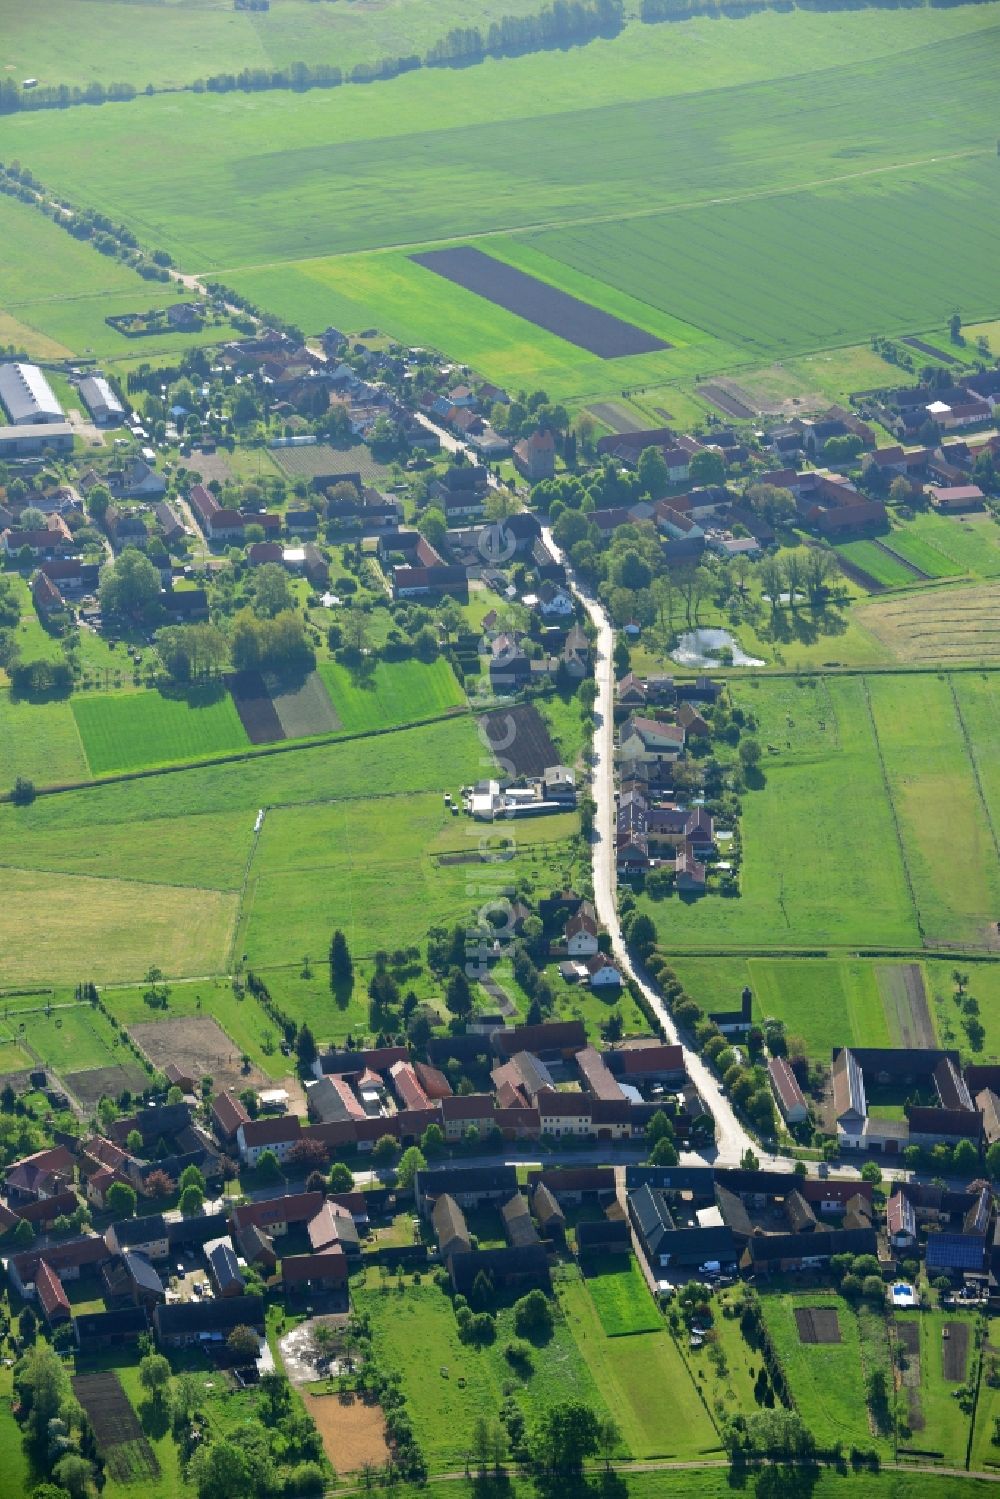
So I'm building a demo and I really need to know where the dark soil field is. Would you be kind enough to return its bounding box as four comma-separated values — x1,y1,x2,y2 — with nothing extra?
696,382,756,419
65,1062,150,1109
227,671,285,744
479,704,559,777
411,247,669,358
72,1371,159,1482
902,336,959,365
129,1014,265,1094
794,1306,841,1344
266,669,341,738
942,1321,969,1381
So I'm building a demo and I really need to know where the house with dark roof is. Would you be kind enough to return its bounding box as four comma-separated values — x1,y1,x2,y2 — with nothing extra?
212,1090,251,1143
449,1244,550,1295
154,1295,265,1346
281,1252,350,1293
433,1194,471,1260
74,1305,149,1351
415,1164,518,1213
106,1215,169,1261
493,1020,587,1061
501,1194,540,1249
531,1183,566,1239
119,1250,166,1309
769,1056,808,1125
205,1236,245,1298
576,1217,631,1261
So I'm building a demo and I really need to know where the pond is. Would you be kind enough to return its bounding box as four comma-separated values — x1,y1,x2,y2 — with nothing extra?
670,628,765,668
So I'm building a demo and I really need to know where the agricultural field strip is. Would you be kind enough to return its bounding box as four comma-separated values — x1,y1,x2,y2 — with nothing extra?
6,25,997,271
216,145,991,280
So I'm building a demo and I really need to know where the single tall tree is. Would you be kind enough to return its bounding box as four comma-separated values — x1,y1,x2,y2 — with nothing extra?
330,929,353,991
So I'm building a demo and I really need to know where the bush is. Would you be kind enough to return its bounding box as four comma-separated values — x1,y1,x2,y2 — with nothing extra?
513,1289,553,1339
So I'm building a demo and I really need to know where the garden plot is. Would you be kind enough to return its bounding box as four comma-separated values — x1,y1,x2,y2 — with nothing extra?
65,1063,150,1110
264,670,341,739
71,1372,159,1483
479,705,559,778
795,1307,841,1345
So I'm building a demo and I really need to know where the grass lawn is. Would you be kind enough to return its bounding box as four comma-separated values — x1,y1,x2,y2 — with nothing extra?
686,1289,760,1427
0,868,237,988
835,541,919,590
866,672,1000,949
641,676,918,952
583,1255,662,1337
761,1291,892,1455
856,581,1000,665
352,1269,612,1472
899,511,1000,581
0,690,89,788
556,1267,720,1459
925,959,1000,1061
537,689,589,769
952,672,1000,845
318,657,465,733
71,687,251,775
882,530,960,580
241,790,580,963
0,1366,34,1497
895,1309,977,1464
1,1000,125,1073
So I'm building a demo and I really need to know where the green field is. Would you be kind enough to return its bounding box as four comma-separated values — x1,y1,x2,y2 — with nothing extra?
882,531,960,580
0,717,486,986
641,672,1000,956
318,657,465,733
583,1256,662,1337
241,789,578,963
895,1310,977,1464
352,1270,612,1471
556,1268,719,1459
0,191,235,363
835,541,919,590
761,1292,893,1455
530,154,1000,363
72,688,251,775
2,1000,127,1074
0,691,89,789
2,6,997,394
866,673,1000,948
100,976,291,1081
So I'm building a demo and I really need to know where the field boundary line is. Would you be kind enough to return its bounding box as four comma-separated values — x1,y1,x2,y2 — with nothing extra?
947,676,1000,864
0,858,239,896
4,704,474,801
227,805,268,971
209,148,991,278
859,675,925,947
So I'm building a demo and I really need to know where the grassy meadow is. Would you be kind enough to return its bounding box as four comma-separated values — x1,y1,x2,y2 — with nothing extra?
72,687,251,774
0,1000,125,1074
1,7,996,392
556,1269,719,1459
0,691,89,789
583,1256,662,1337
760,1292,893,1455
318,657,465,733
352,1270,613,1471
0,717,488,987
641,671,1000,957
